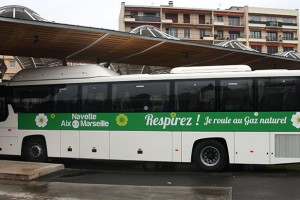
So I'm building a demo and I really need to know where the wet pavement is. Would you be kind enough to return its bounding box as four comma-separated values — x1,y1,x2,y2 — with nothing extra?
0,180,231,200
1,157,300,199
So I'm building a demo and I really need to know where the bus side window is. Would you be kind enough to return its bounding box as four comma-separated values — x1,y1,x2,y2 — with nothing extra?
82,84,108,112
220,79,253,111
53,84,79,113
175,80,215,112
258,78,300,111
11,86,52,113
112,81,170,112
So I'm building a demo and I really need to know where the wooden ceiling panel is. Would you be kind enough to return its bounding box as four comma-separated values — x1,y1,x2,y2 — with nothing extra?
1,17,300,70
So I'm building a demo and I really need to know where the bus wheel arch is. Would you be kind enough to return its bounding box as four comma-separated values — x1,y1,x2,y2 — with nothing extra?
22,135,48,162
192,138,228,172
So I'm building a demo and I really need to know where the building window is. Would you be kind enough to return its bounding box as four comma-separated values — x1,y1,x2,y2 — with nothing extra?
144,12,156,17
229,31,240,40
199,29,205,39
217,16,223,22
165,13,178,23
283,32,293,40
216,30,224,40
184,28,190,39
267,46,278,54
9,61,15,68
131,11,138,17
166,28,178,38
267,16,277,22
251,45,262,52
228,17,240,26
283,47,294,52
267,32,278,41
283,17,293,23
199,15,205,24
250,31,261,39
249,15,261,21
184,14,190,23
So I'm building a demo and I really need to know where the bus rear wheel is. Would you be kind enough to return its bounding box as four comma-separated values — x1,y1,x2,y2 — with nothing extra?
23,137,48,162
193,140,227,172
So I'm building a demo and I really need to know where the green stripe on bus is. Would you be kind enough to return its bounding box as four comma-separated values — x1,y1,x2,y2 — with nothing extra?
18,112,300,132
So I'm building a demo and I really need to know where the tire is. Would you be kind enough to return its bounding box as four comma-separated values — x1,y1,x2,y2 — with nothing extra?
23,137,48,162
193,140,227,172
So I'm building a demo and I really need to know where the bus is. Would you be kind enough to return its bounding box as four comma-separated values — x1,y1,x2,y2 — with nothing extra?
1,64,300,172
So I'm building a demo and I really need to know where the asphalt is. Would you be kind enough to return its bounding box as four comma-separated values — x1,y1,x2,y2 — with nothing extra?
0,160,232,200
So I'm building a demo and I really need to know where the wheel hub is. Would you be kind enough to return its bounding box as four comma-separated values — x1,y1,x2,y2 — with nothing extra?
200,146,220,167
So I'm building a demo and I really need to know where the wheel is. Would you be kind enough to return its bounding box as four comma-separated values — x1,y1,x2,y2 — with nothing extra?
193,140,227,172
23,137,48,162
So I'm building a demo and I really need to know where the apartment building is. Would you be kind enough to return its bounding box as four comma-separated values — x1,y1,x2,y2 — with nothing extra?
119,1,300,54
0,55,22,80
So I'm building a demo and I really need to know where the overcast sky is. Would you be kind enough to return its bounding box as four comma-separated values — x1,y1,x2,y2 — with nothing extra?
0,0,300,30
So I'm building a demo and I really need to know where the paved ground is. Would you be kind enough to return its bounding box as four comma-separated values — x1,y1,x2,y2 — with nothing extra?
0,180,231,200
37,159,300,200
0,159,231,200
1,157,300,199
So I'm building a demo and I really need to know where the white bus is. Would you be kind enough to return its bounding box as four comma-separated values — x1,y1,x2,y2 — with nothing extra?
1,64,300,172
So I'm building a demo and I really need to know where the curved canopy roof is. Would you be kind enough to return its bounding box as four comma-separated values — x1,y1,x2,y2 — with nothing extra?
0,5,62,69
0,5,45,21
1,15,300,70
273,51,300,60
130,25,179,40
215,40,258,52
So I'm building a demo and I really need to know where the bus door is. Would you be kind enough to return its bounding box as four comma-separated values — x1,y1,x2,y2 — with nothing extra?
0,85,8,122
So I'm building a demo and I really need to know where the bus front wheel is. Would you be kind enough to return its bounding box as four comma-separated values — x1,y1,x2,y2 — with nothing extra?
23,137,48,162
193,140,227,172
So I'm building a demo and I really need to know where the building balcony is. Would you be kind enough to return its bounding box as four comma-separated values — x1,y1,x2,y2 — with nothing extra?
214,20,245,27
249,20,298,28
249,36,266,42
124,15,161,23
201,35,214,40
282,37,299,44
265,36,299,43
161,19,173,23
214,35,246,41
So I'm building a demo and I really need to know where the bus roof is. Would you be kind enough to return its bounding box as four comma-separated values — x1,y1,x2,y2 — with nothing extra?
10,64,119,82
8,65,300,86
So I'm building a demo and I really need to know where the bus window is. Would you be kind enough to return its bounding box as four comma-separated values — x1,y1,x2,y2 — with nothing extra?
112,81,170,112
175,80,215,111
82,83,108,112
53,84,79,113
0,86,8,121
258,78,300,111
12,86,52,113
220,79,253,111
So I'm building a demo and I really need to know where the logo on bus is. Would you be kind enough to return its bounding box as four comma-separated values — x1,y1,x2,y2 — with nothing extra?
35,113,48,128
291,112,300,129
